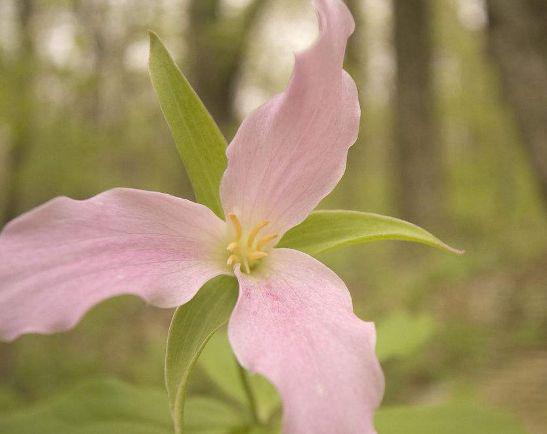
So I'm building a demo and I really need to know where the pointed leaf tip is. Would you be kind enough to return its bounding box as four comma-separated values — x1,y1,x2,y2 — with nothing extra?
279,210,464,257
148,31,227,218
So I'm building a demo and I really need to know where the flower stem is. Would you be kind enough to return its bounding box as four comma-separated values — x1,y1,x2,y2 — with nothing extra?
237,361,260,424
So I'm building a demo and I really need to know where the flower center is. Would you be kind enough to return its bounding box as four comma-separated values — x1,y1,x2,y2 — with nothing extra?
226,213,278,274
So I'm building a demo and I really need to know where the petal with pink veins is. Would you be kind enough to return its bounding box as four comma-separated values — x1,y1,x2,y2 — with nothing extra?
0,188,227,341
220,0,360,237
229,248,384,434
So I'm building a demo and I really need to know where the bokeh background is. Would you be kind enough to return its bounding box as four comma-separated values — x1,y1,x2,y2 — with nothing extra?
0,0,546,432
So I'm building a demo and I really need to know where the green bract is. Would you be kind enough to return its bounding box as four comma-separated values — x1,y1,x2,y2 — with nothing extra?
148,32,227,218
164,276,238,433
279,210,463,257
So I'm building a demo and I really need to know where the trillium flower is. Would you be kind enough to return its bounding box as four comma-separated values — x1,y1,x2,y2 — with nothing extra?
0,0,384,433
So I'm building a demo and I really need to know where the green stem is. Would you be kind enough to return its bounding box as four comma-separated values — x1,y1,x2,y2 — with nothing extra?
237,362,260,424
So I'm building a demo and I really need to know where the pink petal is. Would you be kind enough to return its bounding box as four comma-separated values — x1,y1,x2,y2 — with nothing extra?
0,188,227,341
220,0,360,237
229,248,384,434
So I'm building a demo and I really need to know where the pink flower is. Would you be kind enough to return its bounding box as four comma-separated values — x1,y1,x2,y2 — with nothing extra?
0,0,384,433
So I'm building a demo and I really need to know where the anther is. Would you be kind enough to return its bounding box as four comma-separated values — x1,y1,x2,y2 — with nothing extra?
247,220,269,247
227,254,240,267
242,258,251,274
248,251,268,261
228,213,242,240
225,213,273,274
256,233,278,250
226,242,239,253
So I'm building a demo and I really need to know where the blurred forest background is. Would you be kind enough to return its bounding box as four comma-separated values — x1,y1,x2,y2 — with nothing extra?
0,0,546,432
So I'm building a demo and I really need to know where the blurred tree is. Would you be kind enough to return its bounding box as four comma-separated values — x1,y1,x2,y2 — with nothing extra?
0,0,37,386
73,0,108,127
485,0,547,206
344,0,365,85
3,0,35,226
337,0,367,208
187,0,268,133
392,0,442,226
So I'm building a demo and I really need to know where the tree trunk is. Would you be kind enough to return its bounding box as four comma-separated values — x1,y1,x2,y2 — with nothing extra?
187,0,268,134
74,0,109,127
485,0,547,206
392,0,442,226
3,0,35,226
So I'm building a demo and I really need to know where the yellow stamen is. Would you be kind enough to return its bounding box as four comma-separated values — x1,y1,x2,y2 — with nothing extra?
225,213,274,274
256,233,278,250
227,254,240,267
247,220,269,247
228,213,242,240
243,258,251,274
248,251,268,261
227,241,239,253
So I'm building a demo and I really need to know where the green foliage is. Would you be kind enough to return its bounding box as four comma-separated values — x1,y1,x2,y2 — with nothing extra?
185,396,249,432
279,210,463,256
0,376,527,434
184,395,280,434
148,32,228,218
0,378,172,434
198,330,280,423
376,311,436,362
165,276,239,434
375,403,527,434
0,376,275,434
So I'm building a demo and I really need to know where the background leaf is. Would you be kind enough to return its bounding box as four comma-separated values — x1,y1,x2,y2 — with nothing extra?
375,403,527,434
278,210,463,256
0,377,172,434
0,376,271,434
198,330,281,423
148,32,227,218
165,276,239,433
198,331,246,404
376,311,436,362
184,396,248,432
0,379,526,434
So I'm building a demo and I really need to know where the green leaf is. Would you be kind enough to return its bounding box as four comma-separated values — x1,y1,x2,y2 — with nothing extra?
148,32,227,218
165,275,239,433
376,311,436,362
199,330,281,422
375,403,527,434
278,210,463,256
0,377,172,434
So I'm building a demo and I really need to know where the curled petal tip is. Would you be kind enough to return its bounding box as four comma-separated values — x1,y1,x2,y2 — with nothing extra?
220,0,361,237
